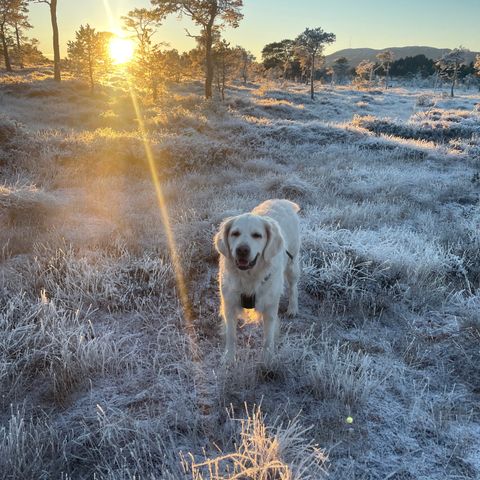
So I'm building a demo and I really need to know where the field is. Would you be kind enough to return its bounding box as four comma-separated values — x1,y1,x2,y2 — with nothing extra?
1,70,479,479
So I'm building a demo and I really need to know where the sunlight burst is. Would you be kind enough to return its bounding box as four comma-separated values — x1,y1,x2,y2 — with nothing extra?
109,37,135,65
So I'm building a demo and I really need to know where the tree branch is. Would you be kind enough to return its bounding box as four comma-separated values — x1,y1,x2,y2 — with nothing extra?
184,28,200,39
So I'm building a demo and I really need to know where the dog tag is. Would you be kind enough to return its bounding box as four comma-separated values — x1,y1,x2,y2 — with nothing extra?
241,294,256,309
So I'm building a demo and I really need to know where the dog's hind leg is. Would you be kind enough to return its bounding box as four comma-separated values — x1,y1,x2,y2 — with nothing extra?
285,257,299,317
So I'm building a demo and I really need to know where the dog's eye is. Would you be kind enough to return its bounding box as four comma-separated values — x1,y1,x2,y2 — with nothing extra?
231,231,240,237
252,232,262,239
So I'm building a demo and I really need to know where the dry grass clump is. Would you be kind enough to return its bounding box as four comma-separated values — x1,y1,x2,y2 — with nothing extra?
416,94,435,107
0,408,68,479
0,404,187,479
185,406,327,480
264,174,315,201
352,113,480,143
302,221,470,313
0,115,24,145
0,182,57,225
261,121,357,146
0,182,60,255
305,341,376,406
0,292,135,404
30,243,175,311
303,248,395,314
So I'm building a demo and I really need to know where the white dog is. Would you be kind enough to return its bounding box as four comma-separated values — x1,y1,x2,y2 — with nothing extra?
214,199,301,362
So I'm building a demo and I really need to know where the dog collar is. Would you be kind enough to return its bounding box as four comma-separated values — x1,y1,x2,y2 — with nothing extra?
240,272,271,310
241,293,256,309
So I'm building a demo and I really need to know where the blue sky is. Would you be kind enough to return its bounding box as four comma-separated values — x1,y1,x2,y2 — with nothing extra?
29,0,480,59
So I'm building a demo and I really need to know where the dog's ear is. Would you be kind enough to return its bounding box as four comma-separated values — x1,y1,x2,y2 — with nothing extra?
214,217,234,258
263,218,284,263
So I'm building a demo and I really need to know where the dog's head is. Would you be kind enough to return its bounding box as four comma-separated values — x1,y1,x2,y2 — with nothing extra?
214,213,284,271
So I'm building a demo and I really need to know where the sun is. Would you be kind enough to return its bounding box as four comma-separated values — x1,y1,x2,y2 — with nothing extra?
109,37,135,65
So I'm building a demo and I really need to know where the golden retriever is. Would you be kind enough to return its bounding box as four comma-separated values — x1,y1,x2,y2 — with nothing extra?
214,199,300,362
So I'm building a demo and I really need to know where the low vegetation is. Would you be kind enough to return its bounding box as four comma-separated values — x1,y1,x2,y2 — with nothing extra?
0,71,479,479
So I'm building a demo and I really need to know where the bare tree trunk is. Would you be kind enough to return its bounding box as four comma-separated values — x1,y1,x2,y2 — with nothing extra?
152,79,158,102
88,50,94,93
310,52,315,100
216,72,221,95
204,21,214,99
242,54,247,84
221,59,225,101
1,24,12,72
451,67,456,97
15,24,23,69
50,0,61,81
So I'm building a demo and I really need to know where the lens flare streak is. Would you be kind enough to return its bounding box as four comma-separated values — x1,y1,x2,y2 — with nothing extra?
101,0,199,363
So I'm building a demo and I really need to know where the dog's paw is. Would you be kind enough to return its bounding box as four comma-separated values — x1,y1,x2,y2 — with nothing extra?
286,305,298,318
221,349,235,366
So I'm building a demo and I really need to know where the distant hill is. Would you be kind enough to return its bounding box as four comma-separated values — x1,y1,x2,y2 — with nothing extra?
325,46,479,67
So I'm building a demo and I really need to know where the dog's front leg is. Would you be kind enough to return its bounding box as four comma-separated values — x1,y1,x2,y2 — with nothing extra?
262,302,280,360
223,305,239,363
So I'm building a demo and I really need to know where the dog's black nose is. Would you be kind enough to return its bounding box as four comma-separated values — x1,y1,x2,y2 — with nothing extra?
236,244,250,258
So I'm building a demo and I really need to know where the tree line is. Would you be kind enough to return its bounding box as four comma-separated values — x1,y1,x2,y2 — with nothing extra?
262,39,480,96
0,0,47,71
1,0,480,99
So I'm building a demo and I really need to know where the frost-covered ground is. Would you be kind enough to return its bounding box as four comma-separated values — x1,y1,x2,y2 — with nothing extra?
1,70,480,479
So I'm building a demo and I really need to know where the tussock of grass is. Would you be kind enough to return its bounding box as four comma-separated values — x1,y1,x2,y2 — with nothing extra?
0,408,68,479
31,243,175,311
0,291,136,404
305,341,376,405
353,112,480,143
185,406,327,480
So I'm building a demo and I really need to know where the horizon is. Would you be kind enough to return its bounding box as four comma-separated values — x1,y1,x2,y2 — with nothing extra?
28,0,480,61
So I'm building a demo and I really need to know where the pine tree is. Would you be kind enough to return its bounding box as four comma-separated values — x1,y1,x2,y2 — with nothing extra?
0,0,18,71
11,0,31,68
151,0,243,99
67,24,110,92
122,8,164,101
332,57,350,85
436,47,467,97
376,50,394,89
295,27,335,99
355,59,375,85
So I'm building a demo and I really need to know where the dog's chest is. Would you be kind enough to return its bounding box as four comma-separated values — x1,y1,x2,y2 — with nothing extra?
237,271,275,312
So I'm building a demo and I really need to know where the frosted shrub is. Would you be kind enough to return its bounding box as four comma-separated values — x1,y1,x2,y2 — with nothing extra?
0,115,23,145
416,94,435,107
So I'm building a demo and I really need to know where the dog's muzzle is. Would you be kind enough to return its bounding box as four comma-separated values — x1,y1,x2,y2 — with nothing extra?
235,253,259,271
